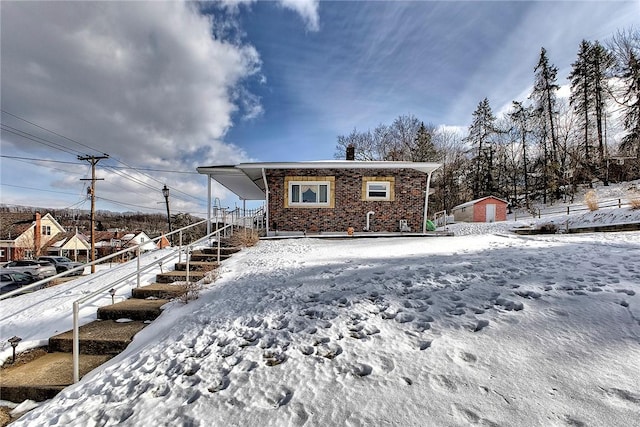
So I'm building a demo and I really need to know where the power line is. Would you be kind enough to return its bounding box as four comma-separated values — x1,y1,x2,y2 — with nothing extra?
0,124,80,156
5,156,85,176
1,109,106,156
0,155,80,165
1,110,207,204
1,183,81,196
1,155,198,178
96,196,167,212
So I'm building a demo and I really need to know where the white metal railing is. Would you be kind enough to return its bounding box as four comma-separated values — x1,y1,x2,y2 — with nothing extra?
0,219,208,301
71,222,233,383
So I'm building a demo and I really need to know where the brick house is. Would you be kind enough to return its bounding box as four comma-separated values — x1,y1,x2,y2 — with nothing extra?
451,196,508,223
0,212,66,261
197,160,441,235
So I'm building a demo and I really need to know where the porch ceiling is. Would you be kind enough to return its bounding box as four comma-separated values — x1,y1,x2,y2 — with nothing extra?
196,166,266,200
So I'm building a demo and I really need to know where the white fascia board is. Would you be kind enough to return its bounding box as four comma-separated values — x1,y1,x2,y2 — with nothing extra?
236,161,441,174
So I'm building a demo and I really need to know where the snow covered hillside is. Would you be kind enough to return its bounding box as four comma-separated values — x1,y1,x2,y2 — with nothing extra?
7,229,640,426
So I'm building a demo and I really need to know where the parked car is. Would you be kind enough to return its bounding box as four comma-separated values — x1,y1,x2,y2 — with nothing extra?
36,256,85,276
3,259,57,280
0,269,42,295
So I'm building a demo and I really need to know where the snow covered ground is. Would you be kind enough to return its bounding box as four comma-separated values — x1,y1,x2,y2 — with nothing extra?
2,209,640,426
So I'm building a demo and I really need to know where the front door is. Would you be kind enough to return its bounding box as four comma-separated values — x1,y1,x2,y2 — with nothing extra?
485,204,496,222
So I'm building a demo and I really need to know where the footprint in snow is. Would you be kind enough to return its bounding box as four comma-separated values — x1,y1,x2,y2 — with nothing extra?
207,374,230,393
351,363,373,377
395,313,415,323
260,386,293,408
515,290,541,299
417,340,432,350
616,289,636,296
495,298,524,311
316,342,342,359
473,319,489,332
299,345,315,356
413,321,431,332
263,350,287,366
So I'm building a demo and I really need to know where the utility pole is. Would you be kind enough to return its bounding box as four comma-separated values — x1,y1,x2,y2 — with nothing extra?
79,155,109,273
162,185,172,245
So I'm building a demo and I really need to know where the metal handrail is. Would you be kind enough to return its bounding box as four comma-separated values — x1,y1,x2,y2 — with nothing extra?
71,222,234,382
0,219,209,301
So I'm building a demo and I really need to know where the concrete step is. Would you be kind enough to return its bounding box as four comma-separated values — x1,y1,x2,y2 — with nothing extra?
189,252,231,262
174,261,219,272
155,270,207,284
97,298,169,321
196,246,241,255
132,283,188,300
48,320,148,355
0,352,112,403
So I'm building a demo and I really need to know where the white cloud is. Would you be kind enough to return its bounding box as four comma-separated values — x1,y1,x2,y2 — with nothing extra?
220,0,320,32
277,0,320,32
1,1,263,212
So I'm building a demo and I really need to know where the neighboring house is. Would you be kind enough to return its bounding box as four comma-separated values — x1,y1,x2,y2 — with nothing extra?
121,232,157,252
94,231,127,258
0,212,66,262
45,231,91,262
451,196,508,223
197,158,441,235
94,230,156,258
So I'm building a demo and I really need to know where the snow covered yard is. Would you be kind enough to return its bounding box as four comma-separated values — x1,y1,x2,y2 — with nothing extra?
6,231,640,426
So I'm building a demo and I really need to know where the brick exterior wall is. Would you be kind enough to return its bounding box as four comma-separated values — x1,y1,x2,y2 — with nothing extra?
267,168,428,233
472,198,508,222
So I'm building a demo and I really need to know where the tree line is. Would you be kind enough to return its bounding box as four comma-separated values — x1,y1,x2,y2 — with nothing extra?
334,28,640,213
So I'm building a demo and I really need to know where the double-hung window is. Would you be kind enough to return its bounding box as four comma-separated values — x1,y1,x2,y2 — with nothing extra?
289,181,330,206
42,225,51,236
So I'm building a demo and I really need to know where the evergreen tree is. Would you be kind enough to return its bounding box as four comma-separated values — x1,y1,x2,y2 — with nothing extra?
609,28,640,160
412,122,438,161
569,40,594,177
531,47,560,199
569,40,614,183
508,101,534,208
465,98,497,198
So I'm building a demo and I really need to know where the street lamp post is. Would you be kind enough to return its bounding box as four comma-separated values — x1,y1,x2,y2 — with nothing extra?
162,185,172,245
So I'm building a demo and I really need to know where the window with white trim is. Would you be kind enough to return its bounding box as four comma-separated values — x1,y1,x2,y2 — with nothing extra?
366,181,391,200
289,181,330,206
42,225,51,236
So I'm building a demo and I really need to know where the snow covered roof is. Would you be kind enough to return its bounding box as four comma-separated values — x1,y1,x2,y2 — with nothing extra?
452,196,508,211
197,161,441,200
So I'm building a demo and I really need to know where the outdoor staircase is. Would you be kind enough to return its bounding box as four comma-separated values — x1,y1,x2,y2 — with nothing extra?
0,241,242,404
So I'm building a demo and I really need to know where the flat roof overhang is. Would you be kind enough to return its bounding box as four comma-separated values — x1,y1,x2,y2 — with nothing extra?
197,161,441,200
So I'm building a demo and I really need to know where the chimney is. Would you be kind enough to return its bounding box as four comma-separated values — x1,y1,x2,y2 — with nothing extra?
34,212,41,257
346,144,355,161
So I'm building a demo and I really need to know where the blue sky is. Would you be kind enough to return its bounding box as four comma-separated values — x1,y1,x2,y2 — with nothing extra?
1,1,638,215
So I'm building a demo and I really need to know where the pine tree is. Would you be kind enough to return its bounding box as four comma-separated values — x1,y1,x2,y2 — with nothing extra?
569,40,594,177
412,122,438,161
508,101,533,208
531,47,560,199
569,40,614,184
465,98,497,198
609,28,640,160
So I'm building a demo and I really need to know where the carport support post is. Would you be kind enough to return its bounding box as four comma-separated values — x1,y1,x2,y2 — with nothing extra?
422,171,434,234
73,301,79,383
206,176,212,238
136,246,141,288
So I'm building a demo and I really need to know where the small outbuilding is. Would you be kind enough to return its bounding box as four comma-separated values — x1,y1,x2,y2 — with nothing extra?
451,196,508,223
